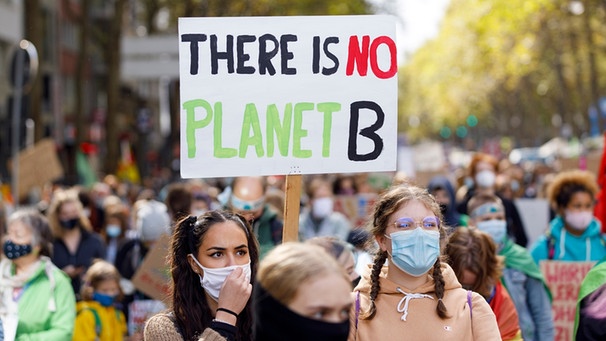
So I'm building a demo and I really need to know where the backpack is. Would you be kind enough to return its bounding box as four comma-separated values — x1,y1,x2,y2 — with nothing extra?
77,306,122,341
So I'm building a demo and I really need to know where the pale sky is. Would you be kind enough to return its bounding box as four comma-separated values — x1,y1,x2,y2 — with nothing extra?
394,0,451,64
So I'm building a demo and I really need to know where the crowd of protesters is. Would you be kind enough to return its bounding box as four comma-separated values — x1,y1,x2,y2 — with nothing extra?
0,151,604,340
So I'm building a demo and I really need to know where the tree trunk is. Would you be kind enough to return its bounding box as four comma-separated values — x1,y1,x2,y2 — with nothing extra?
104,0,126,175
583,0,601,134
75,0,90,147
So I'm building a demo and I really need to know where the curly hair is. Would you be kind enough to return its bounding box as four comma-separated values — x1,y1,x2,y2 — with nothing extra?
547,170,598,211
444,228,503,298
363,184,450,320
170,210,259,341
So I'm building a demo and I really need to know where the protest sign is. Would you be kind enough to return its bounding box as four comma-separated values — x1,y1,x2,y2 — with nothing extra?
15,139,63,200
128,299,166,337
178,15,397,178
333,193,378,228
540,261,595,341
132,234,172,304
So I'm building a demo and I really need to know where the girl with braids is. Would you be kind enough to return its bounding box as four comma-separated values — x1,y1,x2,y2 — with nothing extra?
144,210,259,341
349,184,500,340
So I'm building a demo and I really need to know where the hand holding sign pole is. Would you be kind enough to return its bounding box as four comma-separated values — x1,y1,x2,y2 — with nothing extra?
178,15,397,240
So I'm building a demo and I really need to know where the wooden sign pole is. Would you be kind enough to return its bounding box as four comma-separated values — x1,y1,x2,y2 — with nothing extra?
282,174,302,242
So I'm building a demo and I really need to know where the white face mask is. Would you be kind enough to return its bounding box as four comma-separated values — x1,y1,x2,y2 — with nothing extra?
312,197,334,219
475,170,496,188
189,254,251,301
565,210,593,231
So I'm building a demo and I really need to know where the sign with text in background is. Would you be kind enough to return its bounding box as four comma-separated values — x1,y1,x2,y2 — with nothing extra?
540,261,595,341
178,15,397,178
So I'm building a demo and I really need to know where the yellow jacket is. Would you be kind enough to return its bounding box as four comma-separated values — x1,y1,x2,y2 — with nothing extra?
73,300,127,341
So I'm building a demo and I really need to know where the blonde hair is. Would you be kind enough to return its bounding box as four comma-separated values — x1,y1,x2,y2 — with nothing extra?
257,242,348,306
80,259,123,301
47,189,92,238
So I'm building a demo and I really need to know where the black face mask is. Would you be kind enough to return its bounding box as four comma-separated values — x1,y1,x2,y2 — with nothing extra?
439,203,449,215
60,218,79,230
253,285,350,341
3,240,33,260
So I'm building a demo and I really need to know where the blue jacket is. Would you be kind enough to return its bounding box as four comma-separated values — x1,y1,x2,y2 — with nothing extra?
531,216,606,263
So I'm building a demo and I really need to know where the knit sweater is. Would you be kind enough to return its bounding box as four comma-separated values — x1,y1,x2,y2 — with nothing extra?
144,312,233,341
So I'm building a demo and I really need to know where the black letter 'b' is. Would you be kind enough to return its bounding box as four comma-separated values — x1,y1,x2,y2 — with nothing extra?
348,101,384,161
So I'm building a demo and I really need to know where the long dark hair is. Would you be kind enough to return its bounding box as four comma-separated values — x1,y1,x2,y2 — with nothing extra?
170,210,259,341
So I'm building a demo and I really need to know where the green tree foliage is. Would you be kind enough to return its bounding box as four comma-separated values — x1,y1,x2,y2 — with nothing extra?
400,0,606,147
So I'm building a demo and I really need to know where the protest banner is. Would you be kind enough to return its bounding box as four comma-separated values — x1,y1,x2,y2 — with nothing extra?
15,139,63,200
132,234,172,304
128,299,166,337
333,193,378,228
178,15,397,241
540,261,595,341
178,15,397,178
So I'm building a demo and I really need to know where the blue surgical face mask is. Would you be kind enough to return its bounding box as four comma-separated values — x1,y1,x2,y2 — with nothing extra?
476,219,507,245
106,224,121,238
93,292,116,307
386,227,440,277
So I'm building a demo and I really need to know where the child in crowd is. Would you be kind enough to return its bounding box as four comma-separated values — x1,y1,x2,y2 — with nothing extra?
469,193,554,341
73,260,127,341
445,228,522,340
531,170,606,263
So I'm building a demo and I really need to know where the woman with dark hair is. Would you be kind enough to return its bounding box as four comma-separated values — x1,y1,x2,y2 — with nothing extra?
144,210,259,341
0,209,76,339
349,184,499,340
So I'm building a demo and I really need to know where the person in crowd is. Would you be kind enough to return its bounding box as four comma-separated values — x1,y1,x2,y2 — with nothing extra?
347,228,375,278
47,188,106,296
531,170,606,263
469,193,554,341
333,174,358,196
224,176,283,258
574,255,606,340
165,182,193,223
102,203,129,265
254,242,352,340
350,184,500,340
427,175,468,230
456,152,529,247
73,260,127,340
114,199,170,319
445,228,522,340
89,182,113,232
305,236,360,287
0,209,75,339
144,210,258,341
299,177,352,242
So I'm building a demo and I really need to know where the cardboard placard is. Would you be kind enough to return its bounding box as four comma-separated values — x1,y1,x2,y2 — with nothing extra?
128,299,166,337
178,15,398,178
540,261,595,341
132,234,172,304
15,139,63,200
333,193,378,228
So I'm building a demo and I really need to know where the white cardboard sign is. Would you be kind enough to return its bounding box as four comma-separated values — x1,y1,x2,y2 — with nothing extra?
178,15,397,178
